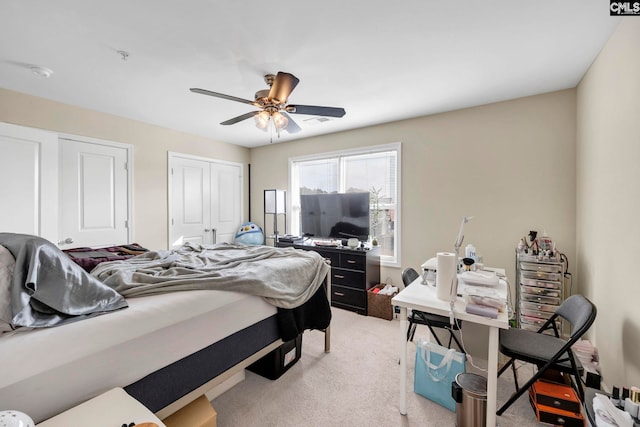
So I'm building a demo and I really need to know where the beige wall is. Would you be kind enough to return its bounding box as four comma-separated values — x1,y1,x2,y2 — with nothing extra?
251,90,577,290
576,18,640,387
250,90,577,357
0,88,250,250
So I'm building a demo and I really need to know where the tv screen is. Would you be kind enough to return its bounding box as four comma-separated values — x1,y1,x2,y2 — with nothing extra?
300,192,370,241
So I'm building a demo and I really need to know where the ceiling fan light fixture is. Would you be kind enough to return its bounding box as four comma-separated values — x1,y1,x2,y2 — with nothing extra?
255,111,270,130
272,111,288,130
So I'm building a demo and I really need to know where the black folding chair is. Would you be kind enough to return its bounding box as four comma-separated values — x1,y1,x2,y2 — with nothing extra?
496,294,597,415
401,267,463,350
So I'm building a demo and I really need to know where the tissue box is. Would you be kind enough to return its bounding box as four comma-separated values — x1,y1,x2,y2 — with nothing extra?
367,284,397,320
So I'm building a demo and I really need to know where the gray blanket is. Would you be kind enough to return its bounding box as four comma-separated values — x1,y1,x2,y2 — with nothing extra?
91,242,330,309
0,233,128,329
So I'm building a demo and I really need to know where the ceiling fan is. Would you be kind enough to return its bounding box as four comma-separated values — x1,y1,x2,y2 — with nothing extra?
190,71,346,136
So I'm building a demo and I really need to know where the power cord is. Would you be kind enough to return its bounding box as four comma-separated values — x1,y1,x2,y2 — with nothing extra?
450,314,488,373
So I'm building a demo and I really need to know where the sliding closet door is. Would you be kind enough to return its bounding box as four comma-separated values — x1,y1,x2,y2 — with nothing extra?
0,122,58,242
59,138,130,248
168,153,242,249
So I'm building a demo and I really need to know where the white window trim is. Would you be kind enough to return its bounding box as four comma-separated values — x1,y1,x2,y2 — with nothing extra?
288,142,402,268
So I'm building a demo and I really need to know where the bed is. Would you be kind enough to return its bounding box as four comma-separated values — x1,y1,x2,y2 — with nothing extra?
0,233,331,423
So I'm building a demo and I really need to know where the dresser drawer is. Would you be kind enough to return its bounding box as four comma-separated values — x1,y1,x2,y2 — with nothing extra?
331,268,365,290
331,285,365,308
319,251,340,267
338,253,365,270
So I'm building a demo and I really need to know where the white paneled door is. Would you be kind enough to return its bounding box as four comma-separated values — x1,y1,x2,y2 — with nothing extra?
0,122,59,243
59,138,129,248
169,154,242,249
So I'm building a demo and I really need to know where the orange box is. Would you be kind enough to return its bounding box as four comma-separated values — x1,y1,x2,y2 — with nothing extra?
529,388,584,427
530,379,581,413
162,395,217,427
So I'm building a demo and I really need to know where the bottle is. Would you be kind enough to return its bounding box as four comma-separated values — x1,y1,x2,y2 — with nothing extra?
611,386,620,407
465,244,476,261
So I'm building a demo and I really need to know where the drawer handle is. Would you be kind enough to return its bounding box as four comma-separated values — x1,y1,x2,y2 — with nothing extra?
346,259,356,264
334,274,345,279
334,292,345,297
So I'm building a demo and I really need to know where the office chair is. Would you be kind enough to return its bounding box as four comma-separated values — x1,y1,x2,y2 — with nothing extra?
496,294,597,415
401,267,463,350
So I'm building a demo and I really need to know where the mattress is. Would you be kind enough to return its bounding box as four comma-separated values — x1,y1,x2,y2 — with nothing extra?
0,289,276,423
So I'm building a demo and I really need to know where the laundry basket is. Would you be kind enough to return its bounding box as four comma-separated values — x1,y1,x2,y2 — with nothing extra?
367,284,397,320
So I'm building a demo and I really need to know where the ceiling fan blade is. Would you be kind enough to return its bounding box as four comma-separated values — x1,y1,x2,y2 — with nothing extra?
287,104,346,118
282,112,301,134
190,88,257,106
220,111,260,125
268,72,300,104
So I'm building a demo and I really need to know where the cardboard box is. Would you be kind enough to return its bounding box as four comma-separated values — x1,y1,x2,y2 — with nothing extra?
162,395,217,427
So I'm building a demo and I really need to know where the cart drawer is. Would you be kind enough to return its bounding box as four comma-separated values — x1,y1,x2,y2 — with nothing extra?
522,271,563,282
520,262,563,273
522,293,561,305
520,278,561,289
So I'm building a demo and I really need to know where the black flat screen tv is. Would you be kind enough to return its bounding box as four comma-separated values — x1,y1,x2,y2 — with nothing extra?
300,192,370,241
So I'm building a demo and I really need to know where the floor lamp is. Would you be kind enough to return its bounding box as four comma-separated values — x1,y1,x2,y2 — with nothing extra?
264,189,286,245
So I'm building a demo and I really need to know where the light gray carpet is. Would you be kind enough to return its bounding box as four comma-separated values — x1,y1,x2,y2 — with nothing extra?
212,308,543,426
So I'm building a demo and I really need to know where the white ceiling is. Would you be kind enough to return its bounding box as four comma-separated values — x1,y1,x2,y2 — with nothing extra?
0,1,620,148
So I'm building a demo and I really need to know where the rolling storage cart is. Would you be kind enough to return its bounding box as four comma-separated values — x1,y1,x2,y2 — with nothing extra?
516,253,565,335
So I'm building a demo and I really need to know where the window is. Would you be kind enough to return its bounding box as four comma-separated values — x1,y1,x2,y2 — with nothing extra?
290,143,401,267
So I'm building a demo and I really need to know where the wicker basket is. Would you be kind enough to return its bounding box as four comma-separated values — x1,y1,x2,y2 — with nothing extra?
367,284,397,321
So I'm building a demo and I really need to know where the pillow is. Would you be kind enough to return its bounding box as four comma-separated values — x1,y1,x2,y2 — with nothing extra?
0,244,16,332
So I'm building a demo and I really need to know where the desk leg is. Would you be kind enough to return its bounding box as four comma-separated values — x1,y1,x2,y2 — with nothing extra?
399,307,408,415
487,326,499,427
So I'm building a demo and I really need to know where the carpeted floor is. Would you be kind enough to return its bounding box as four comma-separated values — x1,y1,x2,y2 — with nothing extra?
212,307,544,426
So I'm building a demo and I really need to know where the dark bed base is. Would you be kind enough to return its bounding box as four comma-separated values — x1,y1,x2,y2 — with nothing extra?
125,314,281,413
124,278,332,417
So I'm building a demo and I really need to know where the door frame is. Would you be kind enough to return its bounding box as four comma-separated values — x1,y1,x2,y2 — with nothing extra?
59,132,134,245
167,151,244,249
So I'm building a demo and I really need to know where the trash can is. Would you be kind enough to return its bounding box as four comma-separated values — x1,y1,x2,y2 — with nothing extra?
451,373,487,427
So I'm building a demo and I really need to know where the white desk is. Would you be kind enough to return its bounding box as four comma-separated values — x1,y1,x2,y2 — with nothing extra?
392,275,509,427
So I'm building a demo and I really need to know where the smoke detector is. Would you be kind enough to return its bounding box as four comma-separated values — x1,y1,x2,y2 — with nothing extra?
30,66,53,78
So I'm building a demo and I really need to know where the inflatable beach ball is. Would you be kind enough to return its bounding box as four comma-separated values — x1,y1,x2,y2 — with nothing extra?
235,222,264,245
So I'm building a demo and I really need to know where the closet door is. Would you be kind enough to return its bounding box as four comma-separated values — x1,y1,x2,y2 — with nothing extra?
59,138,130,248
169,156,212,248
210,162,242,244
168,153,242,249
0,122,58,242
